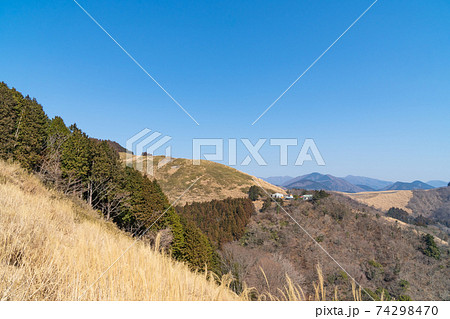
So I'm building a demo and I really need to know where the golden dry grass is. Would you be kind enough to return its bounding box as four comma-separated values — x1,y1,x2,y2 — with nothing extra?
0,160,241,301
259,265,357,301
343,190,413,213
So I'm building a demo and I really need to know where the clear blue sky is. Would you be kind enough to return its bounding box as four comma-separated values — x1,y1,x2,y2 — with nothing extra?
1,0,449,182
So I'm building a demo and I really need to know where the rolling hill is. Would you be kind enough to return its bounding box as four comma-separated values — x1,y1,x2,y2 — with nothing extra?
121,153,284,204
344,186,450,231
344,190,414,213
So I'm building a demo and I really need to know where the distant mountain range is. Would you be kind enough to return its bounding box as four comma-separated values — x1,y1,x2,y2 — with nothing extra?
263,176,294,186
262,173,447,193
283,173,365,193
342,175,392,190
382,181,434,191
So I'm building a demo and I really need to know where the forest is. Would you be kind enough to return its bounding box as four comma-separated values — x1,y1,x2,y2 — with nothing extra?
176,198,255,248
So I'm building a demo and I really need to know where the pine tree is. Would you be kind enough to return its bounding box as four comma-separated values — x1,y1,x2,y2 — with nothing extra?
11,95,49,170
40,116,71,188
166,210,186,261
47,116,70,139
89,140,122,209
60,124,92,194
0,82,22,159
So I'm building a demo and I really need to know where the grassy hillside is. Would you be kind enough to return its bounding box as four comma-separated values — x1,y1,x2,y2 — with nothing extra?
0,160,240,301
343,190,414,213
121,153,284,204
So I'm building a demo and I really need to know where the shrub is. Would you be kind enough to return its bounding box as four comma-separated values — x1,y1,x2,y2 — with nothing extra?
398,295,412,301
313,190,329,201
248,185,260,201
365,288,391,301
399,279,410,291
368,260,383,269
315,235,324,243
375,287,392,301
261,197,272,212
386,207,411,223
421,234,440,260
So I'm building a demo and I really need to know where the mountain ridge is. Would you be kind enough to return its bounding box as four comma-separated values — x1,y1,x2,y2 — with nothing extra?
343,175,392,190
383,180,434,191
262,173,441,192
283,173,366,193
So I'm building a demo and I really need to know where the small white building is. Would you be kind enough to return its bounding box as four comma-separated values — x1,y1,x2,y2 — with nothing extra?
271,193,284,199
300,194,313,201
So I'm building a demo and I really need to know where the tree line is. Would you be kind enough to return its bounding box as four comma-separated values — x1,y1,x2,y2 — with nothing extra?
0,82,219,272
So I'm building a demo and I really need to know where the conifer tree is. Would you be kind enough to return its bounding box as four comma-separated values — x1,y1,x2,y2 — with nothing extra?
60,124,92,193
0,82,21,159
89,140,122,208
13,96,49,170
40,116,71,188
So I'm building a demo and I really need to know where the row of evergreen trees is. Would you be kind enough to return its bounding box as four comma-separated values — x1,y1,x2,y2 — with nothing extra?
0,82,219,272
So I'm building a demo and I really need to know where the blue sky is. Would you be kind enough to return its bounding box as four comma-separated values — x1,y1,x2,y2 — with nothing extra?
1,0,449,182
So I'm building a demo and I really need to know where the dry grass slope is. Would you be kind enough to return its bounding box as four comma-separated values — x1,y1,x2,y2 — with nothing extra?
343,190,413,213
0,160,241,301
121,153,284,204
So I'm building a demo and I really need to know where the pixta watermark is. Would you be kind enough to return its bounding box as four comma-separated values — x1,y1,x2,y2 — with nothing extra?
126,129,325,176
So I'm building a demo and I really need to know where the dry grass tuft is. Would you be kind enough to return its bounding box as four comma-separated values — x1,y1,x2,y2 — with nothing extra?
258,264,360,301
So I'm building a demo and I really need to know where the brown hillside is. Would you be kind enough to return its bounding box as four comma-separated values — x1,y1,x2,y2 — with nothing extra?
342,190,413,213
120,153,284,204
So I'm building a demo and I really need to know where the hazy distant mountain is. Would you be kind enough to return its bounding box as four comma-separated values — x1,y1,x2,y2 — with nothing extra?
355,184,376,192
262,176,293,186
264,173,442,193
426,180,448,188
284,173,365,193
343,175,392,190
383,181,434,191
